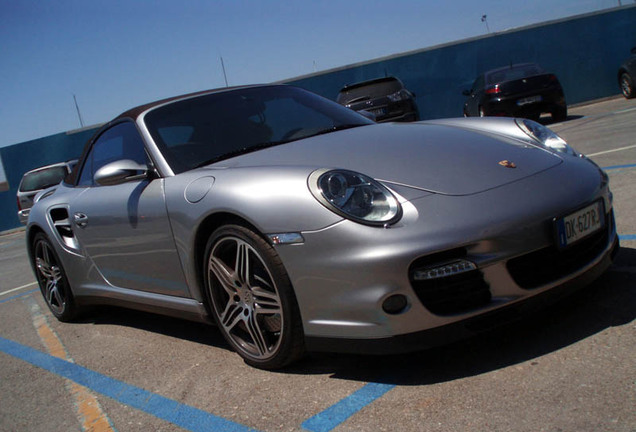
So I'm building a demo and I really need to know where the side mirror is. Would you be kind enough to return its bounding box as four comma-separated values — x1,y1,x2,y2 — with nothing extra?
462,90,472,96
94,159,148,186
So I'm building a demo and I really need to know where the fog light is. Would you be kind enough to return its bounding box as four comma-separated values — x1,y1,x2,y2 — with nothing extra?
413,259,477,281
382,294,408,315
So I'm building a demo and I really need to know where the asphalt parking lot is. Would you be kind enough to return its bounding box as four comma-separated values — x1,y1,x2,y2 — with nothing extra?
1,97,635,432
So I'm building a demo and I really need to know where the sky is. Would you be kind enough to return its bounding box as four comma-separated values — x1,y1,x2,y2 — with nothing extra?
0,0,628,149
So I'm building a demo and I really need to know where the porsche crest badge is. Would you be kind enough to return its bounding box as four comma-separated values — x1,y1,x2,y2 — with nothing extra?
498,160,517,168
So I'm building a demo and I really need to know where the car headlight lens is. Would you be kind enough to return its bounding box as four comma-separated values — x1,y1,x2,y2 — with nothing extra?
309,169,402,225
515,118,578,156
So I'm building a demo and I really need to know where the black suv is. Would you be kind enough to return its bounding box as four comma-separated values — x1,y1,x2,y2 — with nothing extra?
336,77,419,122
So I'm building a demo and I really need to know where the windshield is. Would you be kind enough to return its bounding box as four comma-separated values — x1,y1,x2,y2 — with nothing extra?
20,166,68,192
144,85,373,174
337,78,403,104
487,64,545,84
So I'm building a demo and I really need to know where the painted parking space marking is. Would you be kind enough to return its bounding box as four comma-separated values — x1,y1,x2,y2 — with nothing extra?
602,163,636,171
0,336,260,432
301,383,395,432
26,296,116,432
0,288,37,305
0,281,37,297
587,144,636,158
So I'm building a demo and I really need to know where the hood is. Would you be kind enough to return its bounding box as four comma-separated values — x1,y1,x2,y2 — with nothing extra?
214,122,562,196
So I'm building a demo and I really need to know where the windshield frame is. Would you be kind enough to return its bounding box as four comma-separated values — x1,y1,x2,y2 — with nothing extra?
141,85,373,175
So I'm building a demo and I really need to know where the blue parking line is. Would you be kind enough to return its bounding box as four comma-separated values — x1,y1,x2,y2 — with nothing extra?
0,337,259,432
301,382,395,432
619,234,636,241
603,163,636,171
0,289,37,305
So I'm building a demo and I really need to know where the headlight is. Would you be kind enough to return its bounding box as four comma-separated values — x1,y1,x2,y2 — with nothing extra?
309,169,402,226
515,118,578,156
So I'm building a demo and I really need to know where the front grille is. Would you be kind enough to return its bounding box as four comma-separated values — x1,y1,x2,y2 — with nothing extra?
507,210,613,290
409,249,491,315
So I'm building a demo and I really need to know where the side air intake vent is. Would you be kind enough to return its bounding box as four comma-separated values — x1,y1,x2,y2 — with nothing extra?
49,207,79,249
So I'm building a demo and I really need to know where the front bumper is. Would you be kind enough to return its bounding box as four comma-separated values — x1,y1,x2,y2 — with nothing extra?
484,89,565,118
273,158,616,351
306,233,618,354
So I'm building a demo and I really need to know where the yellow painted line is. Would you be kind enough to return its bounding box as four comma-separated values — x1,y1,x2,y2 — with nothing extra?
27,297,116,432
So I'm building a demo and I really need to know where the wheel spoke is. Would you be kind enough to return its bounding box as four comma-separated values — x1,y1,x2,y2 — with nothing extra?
245,313,269,356
219,300,243,331
209,256,238,297
36,257,55,279
252,287,282,314
47,280,64,308
235,241,250,286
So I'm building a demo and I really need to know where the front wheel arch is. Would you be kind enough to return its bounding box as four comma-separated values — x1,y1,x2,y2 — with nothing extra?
193,213,266,307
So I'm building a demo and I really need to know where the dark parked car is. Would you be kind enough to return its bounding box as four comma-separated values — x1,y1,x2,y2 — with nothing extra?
463,63,567,122
17,160,77,224
336,77,418,122
618,47,636,99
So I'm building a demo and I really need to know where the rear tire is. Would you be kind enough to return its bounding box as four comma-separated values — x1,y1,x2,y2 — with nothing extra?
620,72,635,99
203,224,304,369
32,233,78,322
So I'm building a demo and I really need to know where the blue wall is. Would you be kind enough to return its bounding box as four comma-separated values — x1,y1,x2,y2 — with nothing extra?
0,127,98,231
0,6,634,232
286,6,636,120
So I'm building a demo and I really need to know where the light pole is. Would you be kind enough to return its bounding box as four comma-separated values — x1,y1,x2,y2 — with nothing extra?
481,14,491,33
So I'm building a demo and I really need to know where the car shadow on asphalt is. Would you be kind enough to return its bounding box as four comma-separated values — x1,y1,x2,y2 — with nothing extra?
286,246,636,384
76,306,228,349
539,114,584,125
73,247,635,384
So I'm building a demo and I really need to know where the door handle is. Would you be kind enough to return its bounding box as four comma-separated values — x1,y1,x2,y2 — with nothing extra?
73,213,88,228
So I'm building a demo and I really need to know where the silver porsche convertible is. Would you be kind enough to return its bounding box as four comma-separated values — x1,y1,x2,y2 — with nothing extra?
26,85,619,369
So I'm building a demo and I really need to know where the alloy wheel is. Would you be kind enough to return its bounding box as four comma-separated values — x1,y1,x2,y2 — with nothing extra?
34,238,66,316
207,235,284,361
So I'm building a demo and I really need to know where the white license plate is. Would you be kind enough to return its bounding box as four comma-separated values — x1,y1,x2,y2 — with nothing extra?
370,108,386,117
555,201,604,249
517,95,542,106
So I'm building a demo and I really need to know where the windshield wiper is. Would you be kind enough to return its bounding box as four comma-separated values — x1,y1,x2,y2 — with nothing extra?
302,123,367,140
192,124,367,169
192,142,285,169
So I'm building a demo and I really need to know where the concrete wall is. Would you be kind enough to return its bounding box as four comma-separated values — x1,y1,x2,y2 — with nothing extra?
0,6,634,232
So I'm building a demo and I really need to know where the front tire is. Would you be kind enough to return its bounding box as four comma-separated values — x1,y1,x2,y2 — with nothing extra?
32,233,78,321
204,225,304,369
552,106,568,122
620,72,635,99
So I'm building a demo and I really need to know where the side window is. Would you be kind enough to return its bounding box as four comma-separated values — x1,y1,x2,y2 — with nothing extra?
78,122,148,186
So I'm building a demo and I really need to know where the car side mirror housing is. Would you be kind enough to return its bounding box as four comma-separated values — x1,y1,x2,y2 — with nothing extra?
462,90,472,96
94,159,148,186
